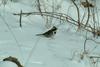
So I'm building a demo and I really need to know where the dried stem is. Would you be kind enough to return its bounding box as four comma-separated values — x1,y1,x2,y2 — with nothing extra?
3,56,23,67
71,0,80,28
13,11,94,33
84,37,88,53
84,0,90,28
19,10,22,28
37,0,43,16
90,56,100,59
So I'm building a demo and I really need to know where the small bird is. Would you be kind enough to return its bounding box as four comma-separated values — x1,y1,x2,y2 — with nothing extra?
36,26,57,38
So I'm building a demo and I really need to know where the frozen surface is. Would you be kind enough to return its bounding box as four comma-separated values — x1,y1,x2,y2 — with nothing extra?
0,0,100,67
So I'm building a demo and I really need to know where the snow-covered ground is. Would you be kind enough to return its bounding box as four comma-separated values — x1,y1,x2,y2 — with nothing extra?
0,0,100,67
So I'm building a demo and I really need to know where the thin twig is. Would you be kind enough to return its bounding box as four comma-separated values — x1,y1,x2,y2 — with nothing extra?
71,0,80,28
13,12,78,23
19,10,22,28
37,0,43,16
81,10,86,24
84,0,90,28
90,56,100,59
84,37,88,53
13,11,94,33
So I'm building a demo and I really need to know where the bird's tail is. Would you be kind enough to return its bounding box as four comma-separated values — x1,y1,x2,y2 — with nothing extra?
36,34,42,36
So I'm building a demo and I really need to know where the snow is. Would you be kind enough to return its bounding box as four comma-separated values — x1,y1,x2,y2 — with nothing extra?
0,0,100,67
0,61,17,67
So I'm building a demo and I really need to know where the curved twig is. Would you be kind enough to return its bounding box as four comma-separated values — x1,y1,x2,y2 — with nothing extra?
71,0,80,28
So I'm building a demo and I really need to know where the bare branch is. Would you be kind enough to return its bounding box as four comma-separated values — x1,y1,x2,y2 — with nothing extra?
37,0,43,16
19,10,22,28
71,0,80,28
84,0,90,28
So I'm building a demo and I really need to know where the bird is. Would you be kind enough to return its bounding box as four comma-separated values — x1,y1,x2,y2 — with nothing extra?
36,26,57,38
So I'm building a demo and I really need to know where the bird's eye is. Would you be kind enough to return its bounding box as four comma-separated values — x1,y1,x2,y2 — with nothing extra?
53,31,56,34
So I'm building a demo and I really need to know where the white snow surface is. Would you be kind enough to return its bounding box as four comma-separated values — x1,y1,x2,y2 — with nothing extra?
0,0,100,67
